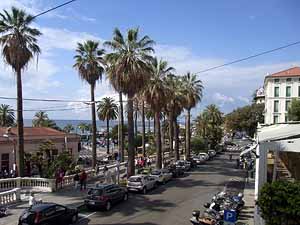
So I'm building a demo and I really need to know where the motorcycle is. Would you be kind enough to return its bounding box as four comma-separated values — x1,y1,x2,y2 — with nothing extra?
0,207,8,217
190,210,221,225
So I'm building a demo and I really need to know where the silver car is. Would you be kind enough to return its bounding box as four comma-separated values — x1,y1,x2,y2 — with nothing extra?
127,175,158,194
150,169,173,184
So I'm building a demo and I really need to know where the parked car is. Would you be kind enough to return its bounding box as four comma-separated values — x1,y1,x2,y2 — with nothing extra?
18,203,78,225
84,184,128,211
137,167,151,175
175,160,190,171
192,156,205,165
167,164,184,177
150,169,173,184
127,175,158,194
207,150,216,158
198,153,209,161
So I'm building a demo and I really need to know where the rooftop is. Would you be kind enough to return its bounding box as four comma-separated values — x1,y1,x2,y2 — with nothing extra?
266,67,300,78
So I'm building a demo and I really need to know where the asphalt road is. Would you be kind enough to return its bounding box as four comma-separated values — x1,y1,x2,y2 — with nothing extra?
77,152,245,225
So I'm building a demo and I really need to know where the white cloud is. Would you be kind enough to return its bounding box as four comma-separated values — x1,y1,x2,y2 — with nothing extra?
213,92,235,106
237,96,250,104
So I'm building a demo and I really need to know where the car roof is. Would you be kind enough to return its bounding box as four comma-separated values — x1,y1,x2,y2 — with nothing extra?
30,203,58,212
94,184,118,189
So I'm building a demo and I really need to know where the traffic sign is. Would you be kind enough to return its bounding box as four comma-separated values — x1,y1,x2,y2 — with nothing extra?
224,210,237,223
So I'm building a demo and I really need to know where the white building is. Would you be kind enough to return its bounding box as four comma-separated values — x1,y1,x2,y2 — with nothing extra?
254,87,265,104
264,67,300,124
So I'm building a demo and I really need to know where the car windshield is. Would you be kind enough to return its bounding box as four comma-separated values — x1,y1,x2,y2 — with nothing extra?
88,189,103,196
151,170,161,175
129,177,142,182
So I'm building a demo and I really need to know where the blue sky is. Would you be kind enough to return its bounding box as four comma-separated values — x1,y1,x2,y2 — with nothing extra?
0,0,300,120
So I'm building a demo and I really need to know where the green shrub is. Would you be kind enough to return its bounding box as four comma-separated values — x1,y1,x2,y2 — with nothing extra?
191,137,207,154
257,181,300,225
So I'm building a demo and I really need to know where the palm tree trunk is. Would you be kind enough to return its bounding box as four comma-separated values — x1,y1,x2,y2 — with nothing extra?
168,111,174,153
134,107,138,153
127,96,135,177
119,92,124,162
141,101,146,157
155,111,162,169
16,69,24,177
90,84,97,169
174,117,179,161
106,119,110,154
185,109,191,159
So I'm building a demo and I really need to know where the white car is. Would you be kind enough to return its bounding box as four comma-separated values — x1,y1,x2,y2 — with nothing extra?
208,150,217,158
127,175,158,194
150,169,173,184
198,153,209,161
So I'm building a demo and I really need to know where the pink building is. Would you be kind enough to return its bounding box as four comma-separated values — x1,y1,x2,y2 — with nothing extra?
0,127,80,172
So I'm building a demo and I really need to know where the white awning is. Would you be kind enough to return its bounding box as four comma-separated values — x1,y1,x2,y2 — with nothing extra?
257,123,300,142
240,144,258,156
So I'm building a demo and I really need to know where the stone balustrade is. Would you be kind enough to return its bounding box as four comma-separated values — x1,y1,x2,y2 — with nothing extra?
0,188,20,206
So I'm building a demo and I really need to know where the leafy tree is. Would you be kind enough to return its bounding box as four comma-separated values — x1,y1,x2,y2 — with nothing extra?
63,124,74,133
257,181,300,225
288,98,300,121
45,152,75,178
143,58,174,169
73,40,105,169
32,111,59,129
77,122,88,134
225,103,264,137
105,28,154,176
0,104,15,126
111,124,128,141
182,72,203,158
0,7,42,176
97,97,118,154
190,137,207,154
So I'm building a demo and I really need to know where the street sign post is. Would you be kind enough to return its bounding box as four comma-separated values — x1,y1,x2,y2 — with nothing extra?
224,210,237,225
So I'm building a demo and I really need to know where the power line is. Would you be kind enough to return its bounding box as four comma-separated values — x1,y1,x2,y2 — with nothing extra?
0,96,99,103
32,0,78,19
12,106,90,112
195,40,300,75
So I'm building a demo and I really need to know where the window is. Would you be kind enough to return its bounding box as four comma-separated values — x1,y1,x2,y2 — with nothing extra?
274,87,279,97
274,79,280,83
285,115,288,123
273,115,279,124
286,86,291,97
285,100,291,111
1,153,9,171
274,100,279,113
286,78,292,82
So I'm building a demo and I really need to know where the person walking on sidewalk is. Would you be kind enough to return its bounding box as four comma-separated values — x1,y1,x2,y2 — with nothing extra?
80,170,87,191
73,173,79,190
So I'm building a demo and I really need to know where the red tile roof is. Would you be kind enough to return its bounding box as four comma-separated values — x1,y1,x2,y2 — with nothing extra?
0,127,67,137
266,67,300,78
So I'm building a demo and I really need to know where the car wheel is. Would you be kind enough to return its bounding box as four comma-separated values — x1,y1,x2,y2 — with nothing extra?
142,187,147,194
105,201,112,211
70,214,78,224
123,193,128,201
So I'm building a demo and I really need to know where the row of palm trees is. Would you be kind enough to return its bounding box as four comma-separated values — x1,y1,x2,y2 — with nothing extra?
0,7,203,177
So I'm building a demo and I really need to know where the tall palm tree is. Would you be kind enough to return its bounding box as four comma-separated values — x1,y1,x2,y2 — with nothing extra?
182,72,203,159
104,28,154,176
63,124,74,133
97,97,118,154
32,111,49,127
164,75,186,160
73,40,105,169
0,7,42,176
143,58,174,169
0,104,15,127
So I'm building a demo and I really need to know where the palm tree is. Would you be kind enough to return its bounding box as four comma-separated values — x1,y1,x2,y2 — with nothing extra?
104,28,154,176
0,7,42,176
32,111,49,127
143,58,174,169
97,97,118,154
164,75,186,160
182,72,203,159
0,104,15,127
78,122,88,134
63,124,74,133
73,40,105,169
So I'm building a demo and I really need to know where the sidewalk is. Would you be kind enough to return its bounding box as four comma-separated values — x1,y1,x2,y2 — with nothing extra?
238,178,255,225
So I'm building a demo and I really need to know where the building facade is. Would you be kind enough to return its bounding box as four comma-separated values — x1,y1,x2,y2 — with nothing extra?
0,127,80,172
264,67,300,124
254,87,265,104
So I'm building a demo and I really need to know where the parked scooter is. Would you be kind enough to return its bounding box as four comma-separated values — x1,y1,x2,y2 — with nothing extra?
0,206,8,217
190,210,221,225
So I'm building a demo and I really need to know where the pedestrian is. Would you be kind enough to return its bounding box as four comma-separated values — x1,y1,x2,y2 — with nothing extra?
236,158,240,169
80,170,87,191
59,169,64,189
73,173,79,190
147,157,151,167
229,153,232,161
28,192,37,208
